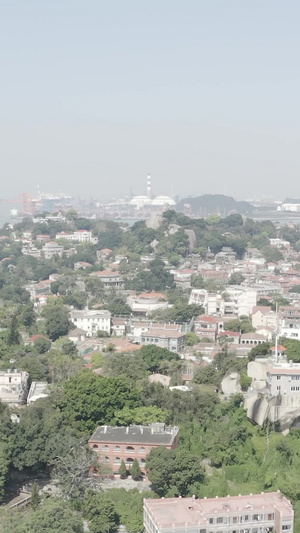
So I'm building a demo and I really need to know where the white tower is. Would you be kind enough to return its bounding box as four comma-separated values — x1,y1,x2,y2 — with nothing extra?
146,174,152,199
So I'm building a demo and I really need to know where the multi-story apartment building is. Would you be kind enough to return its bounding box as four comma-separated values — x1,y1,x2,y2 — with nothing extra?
252,306,277,330
144,492,294,533
89,423,179,476
70,309,111,335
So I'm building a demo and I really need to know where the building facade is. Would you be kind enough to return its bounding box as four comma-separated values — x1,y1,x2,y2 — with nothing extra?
70,309,111,335
144,492,294,533
267,360,300,396
89,423,179,476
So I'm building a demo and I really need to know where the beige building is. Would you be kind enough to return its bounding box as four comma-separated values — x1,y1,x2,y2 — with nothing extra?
252,306,277,329
144,492,294,533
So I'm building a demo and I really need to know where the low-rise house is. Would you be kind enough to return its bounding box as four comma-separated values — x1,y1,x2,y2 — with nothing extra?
92,270,124,289
218,330,241,344
42,241,65,259
240,332,268,346
89,423,179,476
70,309,111,336
111,318,126,337
74,261,92,270
68,328,87,343
0,369,29,406
141,328,186,352
194,315,218,340
256,325,275,341
24,334,50,347
36,234,50,243
25,279,52,299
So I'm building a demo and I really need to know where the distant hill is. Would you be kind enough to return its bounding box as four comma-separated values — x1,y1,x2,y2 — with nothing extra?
176,194,254,217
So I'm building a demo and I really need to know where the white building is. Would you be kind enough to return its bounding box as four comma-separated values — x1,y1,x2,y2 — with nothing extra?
223,286,257,317
267,360,300,396
42,241,65,259
0,369,29,406
280,320,300,340
70,309,111,336
144,492,294,533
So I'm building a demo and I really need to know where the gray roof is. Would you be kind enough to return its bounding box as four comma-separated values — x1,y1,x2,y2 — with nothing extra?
89,424,179,446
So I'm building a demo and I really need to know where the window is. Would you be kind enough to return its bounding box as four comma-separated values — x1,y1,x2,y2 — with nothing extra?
200,529,206,533
102,445,109,451
139,447,146,453
113,446,121,452
277,386,281,391
282,525,291,530
113,457,121,464
209,518,214,524
277,375,281,380
233,517,238,524
253,515,261,521
92,444,99,450
267,514,274,521
217,518,223,524
103,456,110,463
126,446,135,452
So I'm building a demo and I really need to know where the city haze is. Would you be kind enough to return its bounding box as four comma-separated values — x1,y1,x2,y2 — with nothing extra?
1,1,300,201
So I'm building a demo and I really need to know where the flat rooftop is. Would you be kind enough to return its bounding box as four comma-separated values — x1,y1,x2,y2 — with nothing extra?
89,424,179,445
144,493,293,527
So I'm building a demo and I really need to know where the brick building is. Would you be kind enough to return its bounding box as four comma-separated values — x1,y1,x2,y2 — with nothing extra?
144,492,294,533
89,423,179,476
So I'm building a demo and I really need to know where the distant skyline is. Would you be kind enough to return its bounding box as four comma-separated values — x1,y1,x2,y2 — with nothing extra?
1,1,300,201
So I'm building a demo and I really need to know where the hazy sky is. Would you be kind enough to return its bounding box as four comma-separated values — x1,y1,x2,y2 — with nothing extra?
1,0,300,202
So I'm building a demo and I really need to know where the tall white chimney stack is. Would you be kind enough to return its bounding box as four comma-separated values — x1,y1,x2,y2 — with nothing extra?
146,174,152,199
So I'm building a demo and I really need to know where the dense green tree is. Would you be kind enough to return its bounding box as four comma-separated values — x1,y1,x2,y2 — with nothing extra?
146,446,205,497
60,370,140,432
7,314,20,345
118,460,127,479
185,332,200,346
30,482,41,510
42,305,71,341
106,297,131,316
21,304,36,328
114,406,169,425
83,491,118,533
139,345,179,372
228,272,245,285
12,498,84,533
193,365,219,386
34,336,51,354
190,274,205,288
131,459,142,481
